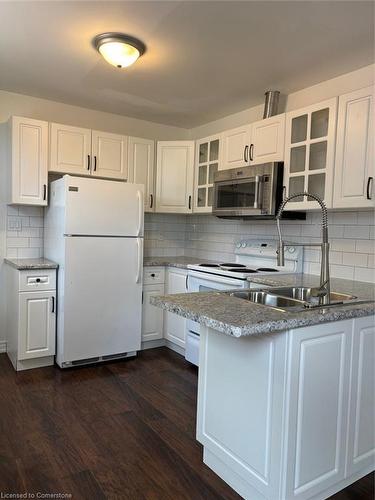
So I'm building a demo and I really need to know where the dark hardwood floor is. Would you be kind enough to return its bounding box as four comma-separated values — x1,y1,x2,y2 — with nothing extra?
0,347,373,499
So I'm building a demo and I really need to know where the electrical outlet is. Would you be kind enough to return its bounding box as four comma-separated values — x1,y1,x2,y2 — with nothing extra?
8,218,22,231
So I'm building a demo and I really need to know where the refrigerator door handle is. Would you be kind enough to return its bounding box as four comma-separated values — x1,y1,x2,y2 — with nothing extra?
136,190,143,236
135,238,142,284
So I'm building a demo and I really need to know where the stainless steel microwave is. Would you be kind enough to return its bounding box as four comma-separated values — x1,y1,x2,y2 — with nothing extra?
212,162,284,219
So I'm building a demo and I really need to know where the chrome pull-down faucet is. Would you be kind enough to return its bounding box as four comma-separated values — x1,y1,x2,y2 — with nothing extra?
276,192,330,305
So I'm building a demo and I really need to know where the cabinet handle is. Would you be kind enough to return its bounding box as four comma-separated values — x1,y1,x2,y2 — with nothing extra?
282,185,286,200
51,296,55,313
142,291,144,304
244,145,249,162
367,177,373,200
43,184,47,201
150,194,153,209
151,273,155,278
87,155,91,170
188,195,192,210
94,155,97,172
249,144,254,162
185,275,189,290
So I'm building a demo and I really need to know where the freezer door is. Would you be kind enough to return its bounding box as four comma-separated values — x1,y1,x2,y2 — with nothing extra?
64,176,144,237
60,236,143,364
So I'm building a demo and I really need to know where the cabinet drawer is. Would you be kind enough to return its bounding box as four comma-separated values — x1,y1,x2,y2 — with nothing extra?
19,269,56,292
143,267,165,285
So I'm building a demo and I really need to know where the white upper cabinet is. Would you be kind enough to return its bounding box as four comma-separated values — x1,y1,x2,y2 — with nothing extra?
220,115,285,171
333,86,374,209
283,97,337,210
128,136,155,212
50,123,92,175
92,130,128,180
220,125,251,170
50,123,127,180
8,116,48,206
249,114,285,164
155,141,194,213
194,135,220,213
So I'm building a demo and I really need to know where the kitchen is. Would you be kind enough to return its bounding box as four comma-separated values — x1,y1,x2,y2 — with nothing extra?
0,1,374,499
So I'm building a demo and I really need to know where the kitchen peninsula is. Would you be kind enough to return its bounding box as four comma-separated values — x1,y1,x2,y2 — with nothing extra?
152,276,375,500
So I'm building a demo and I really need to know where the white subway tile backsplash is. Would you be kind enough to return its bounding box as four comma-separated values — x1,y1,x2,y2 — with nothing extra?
17,248,42,259
29,216,44,228
357,211,375,225
343,225,370,239
355,239,375,253
332,212,357,225
330,264,355,280
5,207,374,283
342,252,368,267
6,205,44,259
7,237,29,248
18,206,43,217
354,266,375,283
330,238,356,252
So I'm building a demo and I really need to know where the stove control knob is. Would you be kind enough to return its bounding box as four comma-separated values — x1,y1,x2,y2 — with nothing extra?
288,247,296,253
241,242,247,248
236,242,242,248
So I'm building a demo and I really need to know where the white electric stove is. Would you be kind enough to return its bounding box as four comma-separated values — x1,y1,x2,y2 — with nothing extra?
184,240,303,366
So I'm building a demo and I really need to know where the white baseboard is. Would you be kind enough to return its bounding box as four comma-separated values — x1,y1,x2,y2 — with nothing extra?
141,339,166,350
0,340,6,353
165,340,185,357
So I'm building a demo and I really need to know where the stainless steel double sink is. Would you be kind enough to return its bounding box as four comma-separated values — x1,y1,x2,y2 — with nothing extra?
229,286,363,312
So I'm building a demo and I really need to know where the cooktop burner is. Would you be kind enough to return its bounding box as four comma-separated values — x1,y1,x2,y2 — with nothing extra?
257,267,279,272
227,268,258,273
199,263,220,268
220,263,246,268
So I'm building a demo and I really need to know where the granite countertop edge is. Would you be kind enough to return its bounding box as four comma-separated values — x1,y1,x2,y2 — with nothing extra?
150,293,375,337
4,258,59,270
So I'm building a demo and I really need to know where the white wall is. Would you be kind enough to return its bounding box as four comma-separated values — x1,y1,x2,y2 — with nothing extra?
190,65,374,139
0,90,190,140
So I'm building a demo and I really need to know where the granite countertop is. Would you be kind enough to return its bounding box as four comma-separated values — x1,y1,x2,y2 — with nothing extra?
151,274,375,338
4,258,59,270
144,256,216,269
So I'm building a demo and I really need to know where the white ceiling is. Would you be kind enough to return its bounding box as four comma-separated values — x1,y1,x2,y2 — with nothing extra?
0,1,373,128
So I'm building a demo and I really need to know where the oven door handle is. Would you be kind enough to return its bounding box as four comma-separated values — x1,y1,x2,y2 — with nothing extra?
253,175,263,209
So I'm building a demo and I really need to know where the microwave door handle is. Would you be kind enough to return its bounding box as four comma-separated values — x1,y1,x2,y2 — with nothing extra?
253,175,261,209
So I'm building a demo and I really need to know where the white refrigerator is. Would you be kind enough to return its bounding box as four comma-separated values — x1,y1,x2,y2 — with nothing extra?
44,175,144,368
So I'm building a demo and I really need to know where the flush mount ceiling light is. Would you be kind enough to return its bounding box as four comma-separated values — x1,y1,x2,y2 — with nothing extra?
93,33,146,68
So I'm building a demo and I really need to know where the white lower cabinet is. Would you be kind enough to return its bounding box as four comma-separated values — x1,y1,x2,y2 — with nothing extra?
284,320,352,500
197,315,375,500
6,267,56,371
142,267,165,343
164,268,188,349
18,291,56,360
346,316,375,476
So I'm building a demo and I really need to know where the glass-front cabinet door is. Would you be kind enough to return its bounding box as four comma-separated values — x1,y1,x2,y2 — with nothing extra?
283,98,337,210
194,135,220,212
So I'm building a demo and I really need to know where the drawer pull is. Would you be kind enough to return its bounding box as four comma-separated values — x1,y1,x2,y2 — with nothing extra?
151,273,155,278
